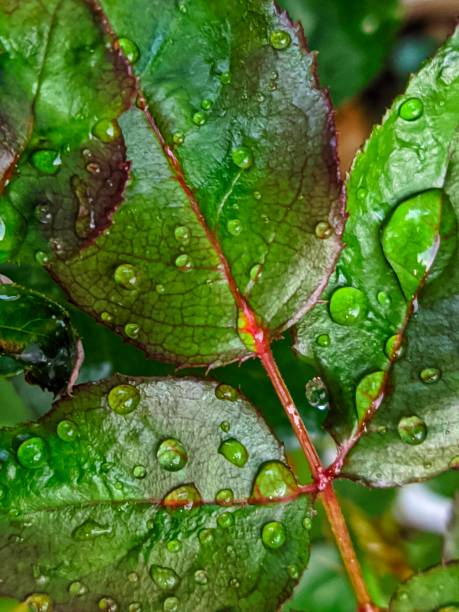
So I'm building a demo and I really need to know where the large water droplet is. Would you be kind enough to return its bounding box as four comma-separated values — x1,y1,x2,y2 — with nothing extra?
157,438,188,471
215,488,234,504
57,420,78,442
163,597,179,612
329,287,367,326
72,519,112,541
174,225,190,243
217,511,234,529
124,322,140,339
398,97,424,121
419,367,441,384
93,119,121,142
117,37,140,63
252,461,297,500
227,219,242,236
114,263,140,290
270,30,291,50
231,146,253,169
261,521,286,549
150,565,180,590
31,150,61,175
215,383,237,401
17,437,47,469
355,371,385,422
397,415,427,445
107,384,140,415
163,484,201,507
218,438,248,467
305,377,329,410
194,569,208,585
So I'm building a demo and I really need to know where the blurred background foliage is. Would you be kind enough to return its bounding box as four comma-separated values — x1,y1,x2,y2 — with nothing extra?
1,0,458,610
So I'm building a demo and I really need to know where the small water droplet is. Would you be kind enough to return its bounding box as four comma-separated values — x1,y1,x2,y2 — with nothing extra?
157,438,188,471
251,461,297,500
25,594,53,611
34,203,52,224
150,565,180,590
72,519,112,541
194,569,208,585
305,377,329,410
399,97,424,121
356,187,367,201
17,437,47,469
31,149,61,175
315,333,330,347
253,191,262,200
93,119,121,142
218,438,248,467
57,420,78,442
329,287,367,326
128,572,139,583
220,72,231,85
198,528,214,544
117,37,140,63
377,291,391,306
193,111,206,126
86,162,101,174
133,464,146,479
287,564,300,580
385,335,404,360
227,219,242,236
215,383,237,401
355,371,385,421
397,415,427,445
231,146,253,169
124,322,140,339
229,577,240,589
270,30,291,50
201,99,212,110
173,131,184,145
315,221,333,239
114,263,140,290
35,250,50,265
107,384,141,415
175,253,191,269
163,597,179,612
419,367,441,384
156,283,166,295
360,14,379,34
101,311,113,323
69,580,87,597
177,0,187,13
128,603,142,612
249,263,263,281
216,488,234,504
98,597,118,611
261,521,286,549
217,511,234,529
174,225,190,243
166,539,181,553
220,420,230,432
163,484,201,507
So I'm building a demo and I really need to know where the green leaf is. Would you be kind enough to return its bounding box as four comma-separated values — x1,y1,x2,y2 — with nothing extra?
295,29,459,485
278,0,401,105
0,376,312,610
390,562,459,611
0,0,342,367
445,494,459,562
0,282,80,394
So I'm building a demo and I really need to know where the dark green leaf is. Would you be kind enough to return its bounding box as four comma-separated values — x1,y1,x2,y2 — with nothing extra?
0,0,342,367
0,282,80,394
390,562,459,611
0,376,312,611
278,0,401,105
295,29,459,486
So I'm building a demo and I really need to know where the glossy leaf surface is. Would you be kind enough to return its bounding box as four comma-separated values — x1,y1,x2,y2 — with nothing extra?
295,30,459,486
0,0,342,367
0,376,312,610
390,562,459,611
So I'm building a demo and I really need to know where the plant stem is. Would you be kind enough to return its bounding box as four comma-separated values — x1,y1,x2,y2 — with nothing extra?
259,347,378,612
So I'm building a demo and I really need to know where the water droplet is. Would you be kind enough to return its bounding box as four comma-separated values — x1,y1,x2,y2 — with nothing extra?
17,437,47,469
163,484,201,507
287,564,299,580
253,191,262,200
173,131,184,145
194,569,208,585
117,37,140,63
150,565,179,590
98,597,118,611
166,539,181,553
93,119,121,142
25,594,53,611
175,253,191,269
315,221,333,239
216,488,234,504
270,30,291,50
35,203,52,224
101,311,113,323
86,162,101,174
201,99,212,110
215,383,237,401
377,291,391,306
72,519,112,541
157,438,188,471
198,528,214,544
227,219,242,236
385,335,404,360
174,225,190,243
124,322,140,339
220,420,230,432
35,250,50,265
360,14,380,34
399,97,424,121
305,377,329,410
31,149,61,174
128,572,139,583
133,464,146,479
163,597,179,612
419,367,441,384
329,287,367,326
355,371,385,421
193,111,206,126
356,187,367,201
252,461,298,500
217,511,234,529
218,438,248,467
229,577,240,589
57,420,78,442
220,72,231,85
315,334,330,347
249,263,263,281
128,604,142,612
69,580,87,596
261,521,286,549
231,146,253,169
397,415,427,445
156,284,166,294
107,384,141,415
114,263,140,290
177,0,187,13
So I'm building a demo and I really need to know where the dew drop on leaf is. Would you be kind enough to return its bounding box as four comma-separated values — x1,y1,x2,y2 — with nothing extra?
68,580,87,596
218,438,248,467
315,333,330,347
249,263,263,280
86,162,101,174
163,597,180,612
329,287,368,326
215,488,234,504
261,521,286,549
231,146,253,169
220,71,231,85
215,383,237,401
127,572,139,583
172,131,184,145
194,569,208,585
163,484,201,507
251,460,298,500
305,377,329,410
175,253,191,269
25,593,53,611
30,149,61,175
72,519,112,541
356,187,367,201
253,190,262,200
150,565,180,590
101,311,113,322
201,98,212,110
397,415,427,445
385,335,404,360
220,420,230,432
34,203,52,224
98,596,118,611
192,111,206,126
166,539,181,553
227,219,242,236
57,420,78,442
124,322,140,339
117,37,140,64
133,464,146,479
17,437,47,469
156,283,166,295
287,564,300,579
128,603,142,612
35,251,50,265
198,528,214,545
157,438,188,471
419,367,441,384
398,97,424,121
217,511,234,529
377,291,391,306
314,221,333,239
229,577,240,589
92,119,121,142
270,30,291,50
113,263,140,290
174,225,190,243
107,384,141,415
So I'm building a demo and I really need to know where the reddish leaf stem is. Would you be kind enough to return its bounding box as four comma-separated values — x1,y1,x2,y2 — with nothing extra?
258,346,378,612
